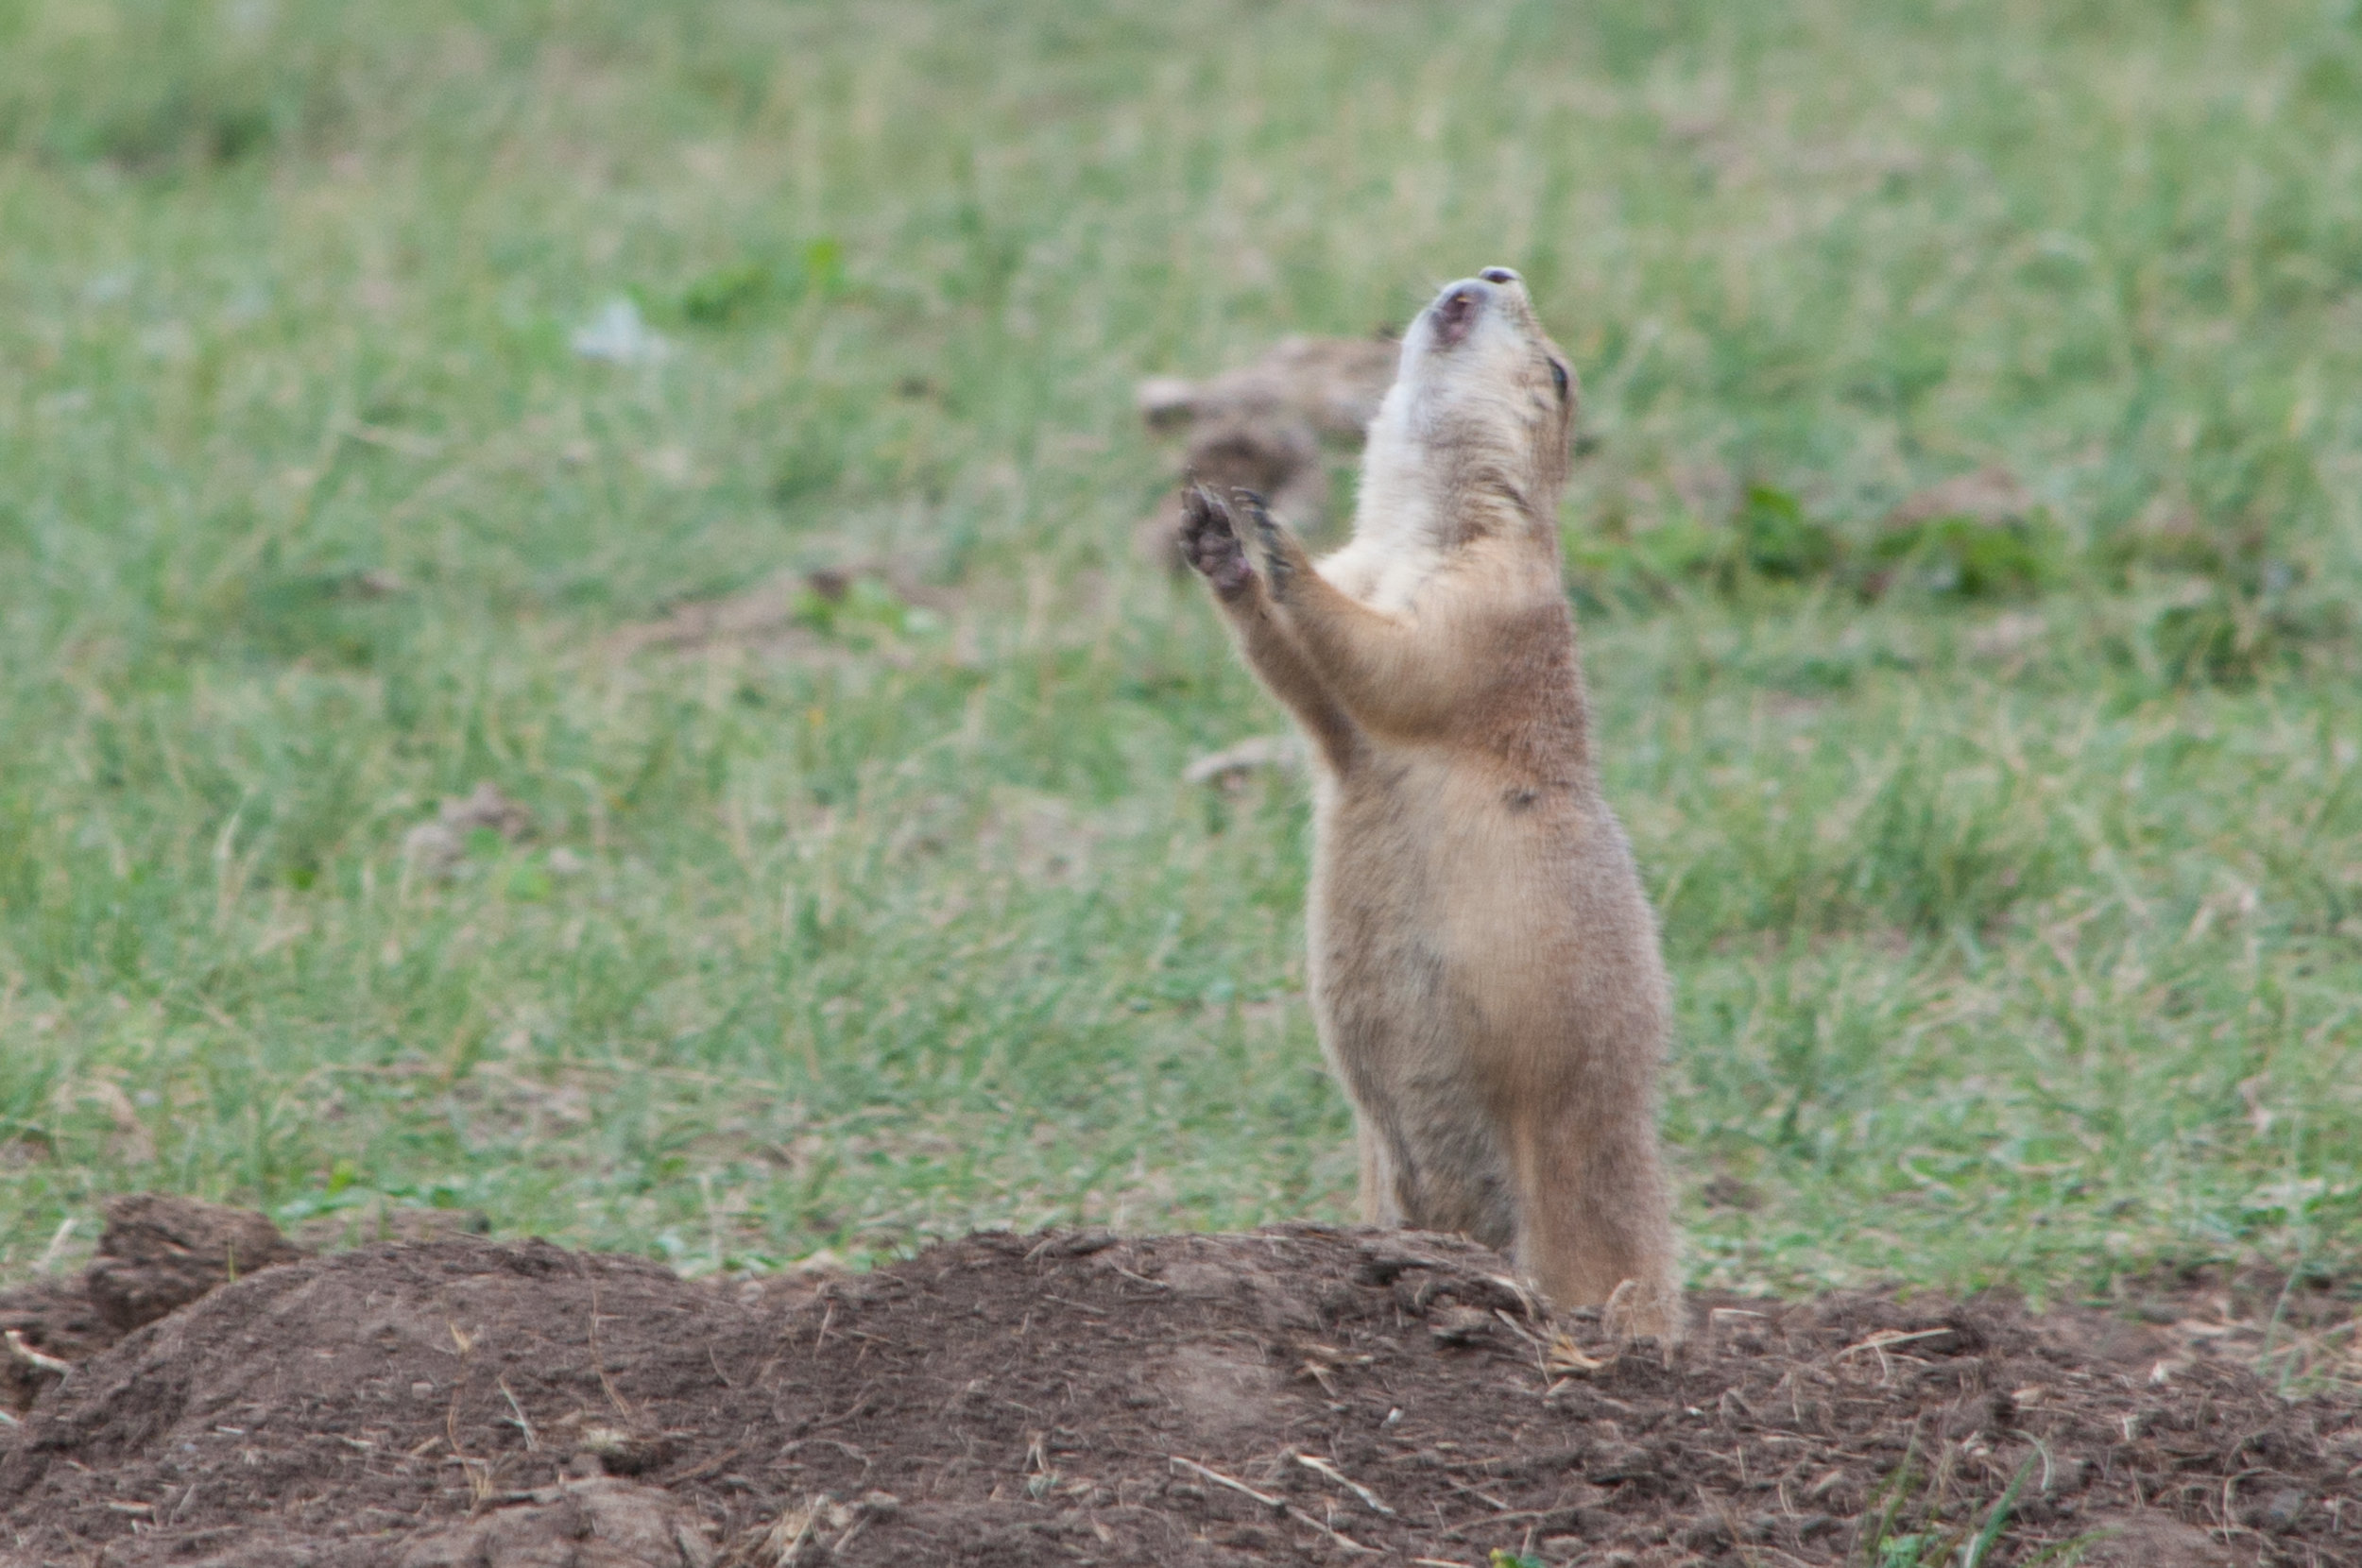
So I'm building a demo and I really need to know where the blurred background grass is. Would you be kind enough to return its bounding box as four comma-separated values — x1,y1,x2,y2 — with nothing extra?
0,0,2356,1302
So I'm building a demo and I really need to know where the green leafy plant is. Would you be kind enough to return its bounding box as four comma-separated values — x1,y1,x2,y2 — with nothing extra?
791,574,937,645
676,237,849,325
1867,513,2064,600
680,262,773,325
1730,484,1843,585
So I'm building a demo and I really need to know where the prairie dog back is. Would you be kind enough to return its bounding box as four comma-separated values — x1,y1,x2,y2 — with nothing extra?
1179,267,1684,1339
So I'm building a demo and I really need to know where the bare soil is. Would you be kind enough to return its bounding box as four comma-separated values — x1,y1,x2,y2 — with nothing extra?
2,1218,2356,1567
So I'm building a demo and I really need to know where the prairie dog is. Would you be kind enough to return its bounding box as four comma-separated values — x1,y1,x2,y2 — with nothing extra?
1180,268,1684,1339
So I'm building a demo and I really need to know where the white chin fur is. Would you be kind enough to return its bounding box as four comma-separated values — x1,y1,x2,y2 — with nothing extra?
1398,297,1516,401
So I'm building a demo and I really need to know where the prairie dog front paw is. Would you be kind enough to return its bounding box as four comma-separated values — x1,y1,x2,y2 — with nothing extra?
1180,483,1256,600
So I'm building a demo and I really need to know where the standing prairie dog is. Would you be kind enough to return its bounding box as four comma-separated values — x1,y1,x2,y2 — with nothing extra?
1180,268,1684,1339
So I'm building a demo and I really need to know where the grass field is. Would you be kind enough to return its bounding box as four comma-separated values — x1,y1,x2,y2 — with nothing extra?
1,0,2357,1311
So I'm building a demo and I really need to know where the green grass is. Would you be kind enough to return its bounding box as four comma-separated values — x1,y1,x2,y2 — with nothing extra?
1,0,2357,1303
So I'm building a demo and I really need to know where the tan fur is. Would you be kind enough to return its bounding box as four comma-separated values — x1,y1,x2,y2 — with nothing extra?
1179,269,1684,1339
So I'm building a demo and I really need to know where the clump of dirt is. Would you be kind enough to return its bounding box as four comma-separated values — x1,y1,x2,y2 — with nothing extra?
2,1196,486,1421
2,1226,2355,1567
2,1194,311,1415
80,1192,308,1333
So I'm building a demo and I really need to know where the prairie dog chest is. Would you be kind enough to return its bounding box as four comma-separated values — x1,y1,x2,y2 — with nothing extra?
1314,535,1445,616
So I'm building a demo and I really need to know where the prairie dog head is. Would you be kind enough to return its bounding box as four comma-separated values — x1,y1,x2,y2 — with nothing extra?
1360,267,1577,545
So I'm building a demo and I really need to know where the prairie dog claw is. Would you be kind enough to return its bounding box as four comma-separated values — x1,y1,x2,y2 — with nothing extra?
1230,488,1294,597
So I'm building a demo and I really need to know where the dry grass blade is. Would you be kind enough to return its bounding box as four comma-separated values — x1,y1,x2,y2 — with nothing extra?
1293,1450,1396,1514
5,1330,72,1374
1485,1273,1545,1321
1285,1504,1379,1554
727,1492,830,1568
1836,1327,1957,1357
1168,1455,1281,1509
495,1376,538,1451
443,1396,496,1513
1545,1328,1610,1375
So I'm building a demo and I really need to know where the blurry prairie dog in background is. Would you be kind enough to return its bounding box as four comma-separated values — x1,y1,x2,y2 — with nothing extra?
1133,333,1398,573
1180,268,1684,1340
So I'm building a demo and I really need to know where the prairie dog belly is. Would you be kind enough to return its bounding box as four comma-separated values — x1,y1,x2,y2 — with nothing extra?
1306,750,1606,1247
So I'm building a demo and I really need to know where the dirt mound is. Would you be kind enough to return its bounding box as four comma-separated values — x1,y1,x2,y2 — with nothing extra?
3,1227,2355,1567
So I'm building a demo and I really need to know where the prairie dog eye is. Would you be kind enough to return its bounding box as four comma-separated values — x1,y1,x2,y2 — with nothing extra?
1548,361,1569,402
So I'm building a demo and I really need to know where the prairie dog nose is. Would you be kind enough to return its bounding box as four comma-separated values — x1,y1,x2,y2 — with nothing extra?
1478,266,1520,285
